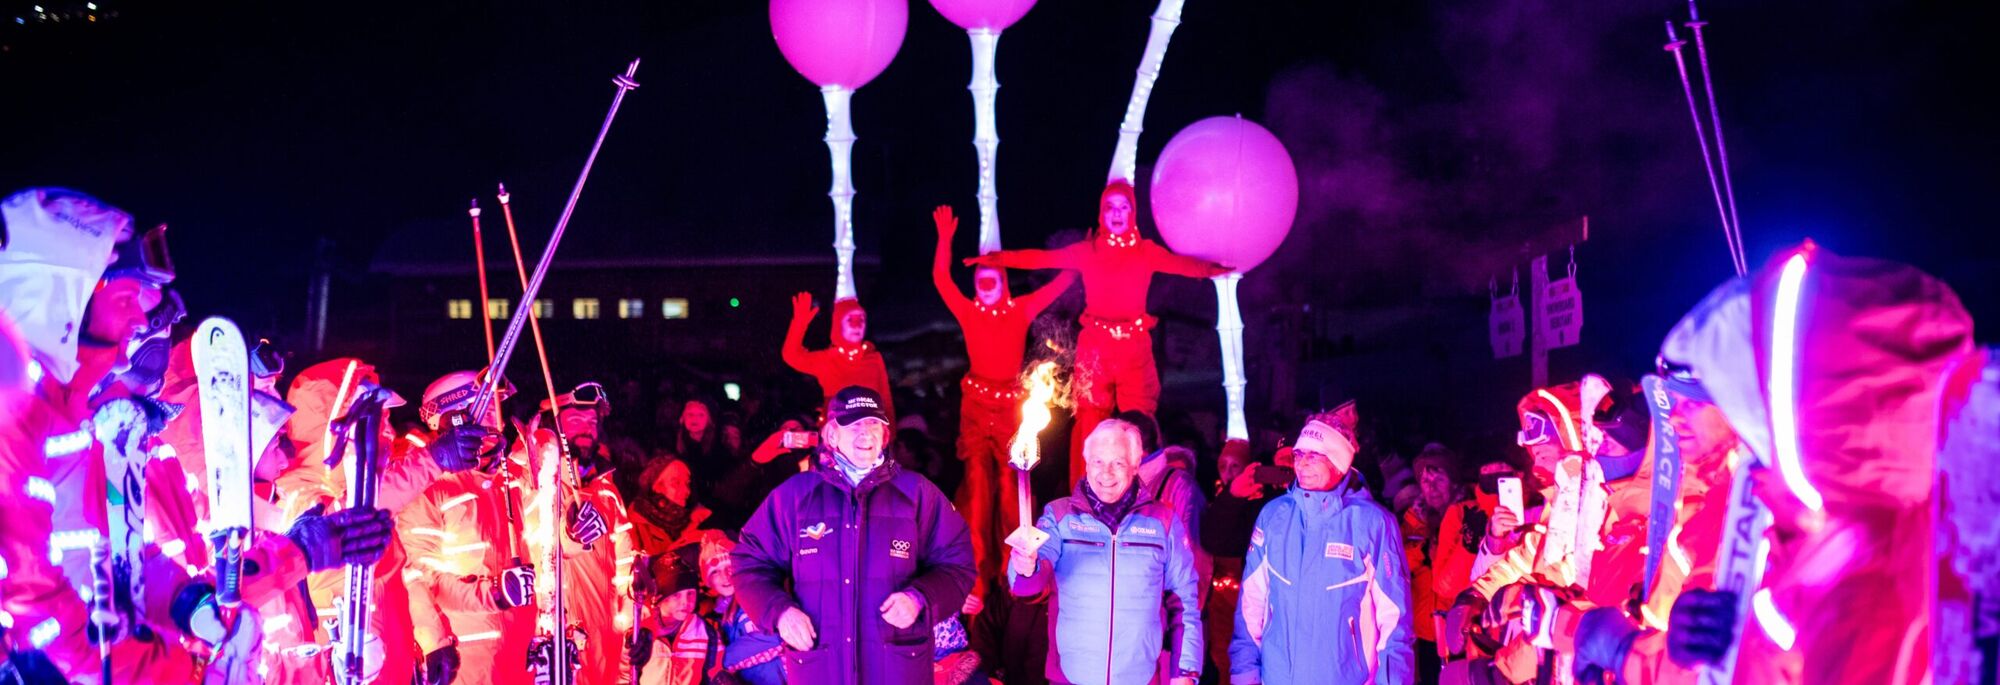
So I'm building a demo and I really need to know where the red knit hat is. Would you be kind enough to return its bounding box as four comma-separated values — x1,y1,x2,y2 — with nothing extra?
832,297,865,324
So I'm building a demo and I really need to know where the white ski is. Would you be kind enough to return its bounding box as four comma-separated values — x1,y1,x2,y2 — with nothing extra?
191,316,253,607
92,397,158,643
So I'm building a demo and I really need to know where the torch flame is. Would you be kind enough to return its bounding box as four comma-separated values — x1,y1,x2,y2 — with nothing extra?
1009,361,1061,471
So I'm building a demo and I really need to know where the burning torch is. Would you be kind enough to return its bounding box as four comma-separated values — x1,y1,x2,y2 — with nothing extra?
1002,361,1061,561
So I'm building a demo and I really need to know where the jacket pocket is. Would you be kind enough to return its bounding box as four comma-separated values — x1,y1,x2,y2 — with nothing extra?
886,640,932,683
780,645,831,675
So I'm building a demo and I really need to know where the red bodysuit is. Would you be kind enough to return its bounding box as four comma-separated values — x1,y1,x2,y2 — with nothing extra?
781,298,894,420
933,216,1075,591
977,182,1224,482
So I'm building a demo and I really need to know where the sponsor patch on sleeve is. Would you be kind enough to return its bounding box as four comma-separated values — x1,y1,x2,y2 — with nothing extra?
1251,528,1265,547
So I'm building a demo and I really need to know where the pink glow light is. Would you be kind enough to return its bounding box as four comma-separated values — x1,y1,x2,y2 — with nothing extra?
1768,251,1824,512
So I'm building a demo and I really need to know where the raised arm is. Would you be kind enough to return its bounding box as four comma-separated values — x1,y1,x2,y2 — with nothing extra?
931,206,974,316
780,292,820,375
1016,269,1078,319
1146,241,1233,279
965,241,1088,272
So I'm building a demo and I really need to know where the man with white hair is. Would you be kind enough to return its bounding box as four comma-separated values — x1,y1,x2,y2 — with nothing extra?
1231,404,1414,685
1009,418,1202,685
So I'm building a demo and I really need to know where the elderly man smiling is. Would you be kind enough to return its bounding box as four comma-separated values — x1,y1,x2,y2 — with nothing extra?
1009,419,1202,685
732,386,977,685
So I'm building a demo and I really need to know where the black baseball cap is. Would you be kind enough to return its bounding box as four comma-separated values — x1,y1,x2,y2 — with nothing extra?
826,386,890,427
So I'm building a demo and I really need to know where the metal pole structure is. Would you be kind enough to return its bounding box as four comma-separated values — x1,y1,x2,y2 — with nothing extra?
1108,0,1186,183
468,59,638,421
1686,0,1748,272
495,183,567,444
1665,22,1747,276
311,238,332,355
470,199,496,364
822,85,860,300
966,27,1005,254
1211,273,1248,441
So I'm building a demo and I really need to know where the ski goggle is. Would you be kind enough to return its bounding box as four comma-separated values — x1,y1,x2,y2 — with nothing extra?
1653,356,1713,402
107,223,176,285
142,289,186,338
550,381,611,416
1516,411,1559,447
250,339,285,378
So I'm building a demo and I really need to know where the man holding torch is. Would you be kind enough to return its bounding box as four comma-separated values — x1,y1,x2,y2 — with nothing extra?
1007,419,1203,685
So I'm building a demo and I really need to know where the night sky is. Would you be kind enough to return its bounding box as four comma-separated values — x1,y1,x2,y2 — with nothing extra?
3,1,1993,372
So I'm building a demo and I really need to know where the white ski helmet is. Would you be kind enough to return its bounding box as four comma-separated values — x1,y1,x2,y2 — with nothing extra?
0,188,132,383
420,368,514,429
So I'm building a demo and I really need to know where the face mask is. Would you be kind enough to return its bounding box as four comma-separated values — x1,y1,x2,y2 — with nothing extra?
1476,491,1500,514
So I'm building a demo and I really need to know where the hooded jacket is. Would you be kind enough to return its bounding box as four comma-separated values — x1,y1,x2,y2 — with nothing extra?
731,453,977,685
0,188,130,384
1615,244,1974,685
1231,472,1413,685
272,358,435,685
1010,477,1204,684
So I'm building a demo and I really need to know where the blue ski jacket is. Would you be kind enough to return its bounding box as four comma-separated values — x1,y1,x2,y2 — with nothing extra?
1010,479,1203,684
1230,473,1415,685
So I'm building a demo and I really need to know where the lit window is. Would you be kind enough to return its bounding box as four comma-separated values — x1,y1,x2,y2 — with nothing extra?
533,300,553,318
447,299,473,320
661,298,689,320
486,299,509,320
618,298,645,319
572,298,600,320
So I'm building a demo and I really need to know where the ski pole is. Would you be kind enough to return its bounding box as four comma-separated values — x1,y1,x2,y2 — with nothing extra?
1664,22,1746,277
495,183,572,460
468,58,639,421
469,200,496,364
1686,0,1748,273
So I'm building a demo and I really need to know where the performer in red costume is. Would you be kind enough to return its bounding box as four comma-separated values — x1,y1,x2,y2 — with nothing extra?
782,291,893,420
931,204,1076,592
967,180,1230,481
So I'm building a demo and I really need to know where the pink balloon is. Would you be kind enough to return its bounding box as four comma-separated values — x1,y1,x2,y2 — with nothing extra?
1150,116,1300,273
770,0,909,90
928,0,1036,31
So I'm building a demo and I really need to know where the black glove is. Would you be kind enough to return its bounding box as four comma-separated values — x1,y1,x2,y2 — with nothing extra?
429,423,497,472
0,648,66,685
288,506,395,571
1572,606,1642,678
1667,589,1737,668
627,627,654,670
493,565,537,610
569,501,608,547
422,644,461,685
169,581,227,645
